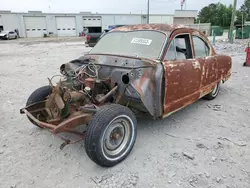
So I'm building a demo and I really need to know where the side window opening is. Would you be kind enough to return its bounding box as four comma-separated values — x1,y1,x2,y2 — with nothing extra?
165,40,176,60
175,34,193,59
164,34,193,60
193,36,210,58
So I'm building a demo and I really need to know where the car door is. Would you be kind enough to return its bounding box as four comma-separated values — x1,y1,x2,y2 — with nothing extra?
191,33,218,95
162,30,202,117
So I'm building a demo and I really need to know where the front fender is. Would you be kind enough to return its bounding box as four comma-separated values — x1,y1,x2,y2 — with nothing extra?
61,54,164,118
128,64,164,118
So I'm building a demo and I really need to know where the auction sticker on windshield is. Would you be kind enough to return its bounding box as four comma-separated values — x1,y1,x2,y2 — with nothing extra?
131,38,152,45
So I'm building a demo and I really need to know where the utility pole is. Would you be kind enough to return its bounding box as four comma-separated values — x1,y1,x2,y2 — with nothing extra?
147,0,150,24
181,0,185,10
229,0,237,43
242,12,244,39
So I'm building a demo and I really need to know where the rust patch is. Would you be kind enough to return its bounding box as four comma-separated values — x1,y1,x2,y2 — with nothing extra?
192,61,201,69
162,54,231,117
163,59,202,116
54,113,92,134
112,24,188,34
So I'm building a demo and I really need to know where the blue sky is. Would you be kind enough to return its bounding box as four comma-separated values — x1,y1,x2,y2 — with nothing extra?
1,0,246,14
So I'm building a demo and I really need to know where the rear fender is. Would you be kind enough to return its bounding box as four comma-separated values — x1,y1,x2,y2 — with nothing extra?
215,54,232,82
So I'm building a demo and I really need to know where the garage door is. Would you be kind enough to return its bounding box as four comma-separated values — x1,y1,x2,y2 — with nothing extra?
56,17,76,37
24,17,47,37
83,16,102,27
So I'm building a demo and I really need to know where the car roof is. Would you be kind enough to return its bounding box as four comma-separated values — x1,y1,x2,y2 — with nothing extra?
111,24,189,34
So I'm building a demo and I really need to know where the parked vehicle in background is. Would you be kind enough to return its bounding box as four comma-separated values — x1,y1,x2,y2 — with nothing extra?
85,32,104,47
0,30,18,40
85,25,127,47
108,25,126,30
20,24,232,167
85,29,109,47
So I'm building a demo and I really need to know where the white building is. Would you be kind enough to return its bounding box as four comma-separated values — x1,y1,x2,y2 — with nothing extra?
0,10,197,38
173,10,198,25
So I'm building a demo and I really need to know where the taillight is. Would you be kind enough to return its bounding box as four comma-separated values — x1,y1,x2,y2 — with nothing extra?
86,35,91,41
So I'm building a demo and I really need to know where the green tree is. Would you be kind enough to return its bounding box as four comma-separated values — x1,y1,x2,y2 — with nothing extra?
234,0,250,26
239,0,250,20
235,0,250,25
235,10,248,25
197,3,232,27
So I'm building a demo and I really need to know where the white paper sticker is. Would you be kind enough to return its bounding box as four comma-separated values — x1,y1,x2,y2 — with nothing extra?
131,37,152,45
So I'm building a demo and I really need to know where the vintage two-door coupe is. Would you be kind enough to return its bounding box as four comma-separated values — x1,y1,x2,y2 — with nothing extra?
20,24,232,167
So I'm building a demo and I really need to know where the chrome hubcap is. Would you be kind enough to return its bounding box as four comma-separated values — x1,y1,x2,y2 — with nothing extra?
212,83,219,96
105,124,125,151
102,115,133,160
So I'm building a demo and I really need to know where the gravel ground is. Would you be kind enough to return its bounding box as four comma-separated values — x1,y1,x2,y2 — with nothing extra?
213,39,249,56
0,37,250,188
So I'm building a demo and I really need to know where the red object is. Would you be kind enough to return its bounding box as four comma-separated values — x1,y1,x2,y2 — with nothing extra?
245,42,250,67
86,35,91,42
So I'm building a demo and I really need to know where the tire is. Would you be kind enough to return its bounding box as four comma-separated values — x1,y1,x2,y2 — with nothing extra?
85,104,137,167
203,82,220,100
26,86,52,127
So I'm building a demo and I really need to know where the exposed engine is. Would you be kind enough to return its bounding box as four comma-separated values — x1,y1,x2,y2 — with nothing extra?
45,61,116,120
39,54,163,122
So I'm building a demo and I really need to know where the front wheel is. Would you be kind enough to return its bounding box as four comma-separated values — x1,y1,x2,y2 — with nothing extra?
26,86,52,127
85,104,137,167
203,82,220,100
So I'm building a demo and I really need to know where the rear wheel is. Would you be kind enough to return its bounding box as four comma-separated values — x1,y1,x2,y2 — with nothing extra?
26,86,52,127
203,82,220,100
85,104,137,167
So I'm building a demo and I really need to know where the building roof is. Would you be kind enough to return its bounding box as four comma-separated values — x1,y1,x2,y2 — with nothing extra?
112,24,188,34
0,10,173,17
0,10,197,18
174,10,198,18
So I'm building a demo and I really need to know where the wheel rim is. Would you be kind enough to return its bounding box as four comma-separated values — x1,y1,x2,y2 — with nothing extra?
212,83,219,97
101,115,134,161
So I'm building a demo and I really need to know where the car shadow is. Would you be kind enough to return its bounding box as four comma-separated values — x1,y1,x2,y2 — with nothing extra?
136,84,230,131
136,99,206,130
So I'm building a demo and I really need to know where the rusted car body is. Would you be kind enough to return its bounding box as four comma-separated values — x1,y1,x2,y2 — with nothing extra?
20,24,232,167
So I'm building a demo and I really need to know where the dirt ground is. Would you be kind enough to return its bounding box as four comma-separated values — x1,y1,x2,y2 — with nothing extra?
0,37,249,188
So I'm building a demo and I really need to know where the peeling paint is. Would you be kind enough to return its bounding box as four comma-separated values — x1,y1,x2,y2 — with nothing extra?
162,27,232,117
167,63,178,68
192,61,201,69
112,24,188,34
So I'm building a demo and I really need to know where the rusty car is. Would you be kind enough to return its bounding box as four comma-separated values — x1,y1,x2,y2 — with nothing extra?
20,24,232,167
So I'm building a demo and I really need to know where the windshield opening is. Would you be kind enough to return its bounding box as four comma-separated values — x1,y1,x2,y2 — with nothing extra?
89,30,167,60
